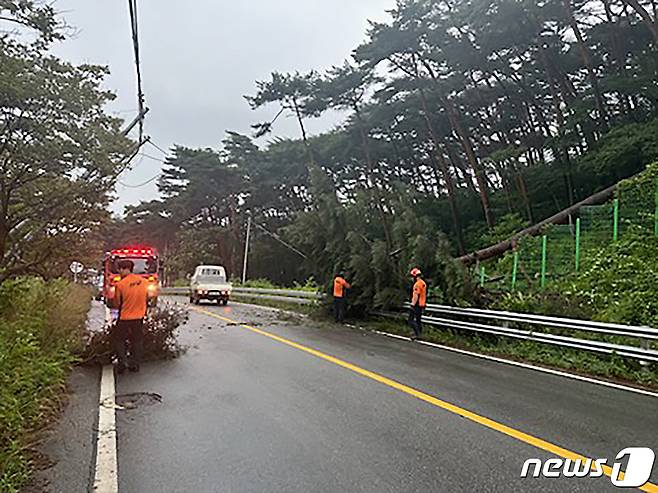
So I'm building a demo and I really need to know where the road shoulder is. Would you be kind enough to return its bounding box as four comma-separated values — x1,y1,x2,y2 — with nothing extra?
26,366,100,493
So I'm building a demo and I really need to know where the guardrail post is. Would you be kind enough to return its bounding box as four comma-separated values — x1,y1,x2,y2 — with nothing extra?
511,251,519,290
613,198,619,242
540,235,547,289
640,337,650,367
575,217,581,272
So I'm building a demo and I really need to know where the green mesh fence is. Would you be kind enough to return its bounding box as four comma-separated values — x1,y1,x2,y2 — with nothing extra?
474,166,658,293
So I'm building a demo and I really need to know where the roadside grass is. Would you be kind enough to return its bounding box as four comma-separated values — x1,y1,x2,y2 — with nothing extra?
0,278,91,493
367,317,658,390
230,277,320,292
225,294,318,316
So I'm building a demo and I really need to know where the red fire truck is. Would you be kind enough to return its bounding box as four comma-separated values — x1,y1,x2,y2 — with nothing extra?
102,247,160,307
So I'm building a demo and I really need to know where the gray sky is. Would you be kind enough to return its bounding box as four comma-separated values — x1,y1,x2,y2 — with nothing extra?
51,0,395,214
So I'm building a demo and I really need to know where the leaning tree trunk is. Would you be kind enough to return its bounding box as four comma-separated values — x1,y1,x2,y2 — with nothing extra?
456,172,641,265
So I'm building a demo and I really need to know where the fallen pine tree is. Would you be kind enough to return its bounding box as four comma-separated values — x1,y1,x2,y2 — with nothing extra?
457,172,641,266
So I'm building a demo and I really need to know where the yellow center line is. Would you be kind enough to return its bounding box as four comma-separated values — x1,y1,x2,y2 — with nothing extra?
192,306,657,492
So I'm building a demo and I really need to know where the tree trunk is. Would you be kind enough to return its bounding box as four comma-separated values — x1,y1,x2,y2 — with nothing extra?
292,98,316,168
457,175,634,265
446,105,494,227
354,108,393,252
416,91,466,253
564,0,609,126
623,0,658,42
538,47,576,205
418,60,494,227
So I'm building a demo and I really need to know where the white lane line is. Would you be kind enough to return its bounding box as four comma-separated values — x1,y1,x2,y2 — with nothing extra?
93,364,118,492
372,330,658,399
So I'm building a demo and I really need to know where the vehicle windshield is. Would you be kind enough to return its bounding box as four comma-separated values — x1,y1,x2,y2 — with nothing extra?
110,257,158,275
197,268,226,283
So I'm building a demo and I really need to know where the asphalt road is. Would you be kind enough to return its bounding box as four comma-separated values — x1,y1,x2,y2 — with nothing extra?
111,299,658,493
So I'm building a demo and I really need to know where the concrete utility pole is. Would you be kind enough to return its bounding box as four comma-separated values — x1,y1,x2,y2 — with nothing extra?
242,214,252,284
121,107,149,136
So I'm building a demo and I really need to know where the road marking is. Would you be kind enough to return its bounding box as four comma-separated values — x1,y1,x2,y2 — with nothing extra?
193,306,658,492
371,330,658,399
93,365,118,493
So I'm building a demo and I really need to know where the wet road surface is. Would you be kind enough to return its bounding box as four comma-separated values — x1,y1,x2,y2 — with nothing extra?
112,299,658,492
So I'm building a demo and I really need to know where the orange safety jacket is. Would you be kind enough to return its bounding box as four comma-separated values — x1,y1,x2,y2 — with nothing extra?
411,278,427,308
333,276,351,298
116,273,149,321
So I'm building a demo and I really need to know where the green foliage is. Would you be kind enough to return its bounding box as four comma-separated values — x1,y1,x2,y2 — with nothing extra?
292,277,319,292
558,228,658,327
0,278,90,492
0,3,132,281
466,213,530,251
239,278,277,289
287,191,473,312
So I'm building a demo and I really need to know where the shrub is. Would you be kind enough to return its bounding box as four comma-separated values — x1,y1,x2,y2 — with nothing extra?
557,228,658,327
0,278,90,492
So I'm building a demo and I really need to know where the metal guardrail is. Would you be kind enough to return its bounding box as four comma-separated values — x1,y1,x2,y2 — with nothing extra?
160,286,323,305
398,303,658,363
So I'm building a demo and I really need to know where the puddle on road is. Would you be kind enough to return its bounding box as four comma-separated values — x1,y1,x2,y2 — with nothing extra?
115,392,162,411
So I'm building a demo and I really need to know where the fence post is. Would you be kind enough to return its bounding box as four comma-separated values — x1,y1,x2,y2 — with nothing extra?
541,235,547,289
511,250,519,290
613,197,619,241
479,265,485,288
575,217,581,272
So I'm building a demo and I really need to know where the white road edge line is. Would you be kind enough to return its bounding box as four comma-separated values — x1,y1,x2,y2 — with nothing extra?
372,330,658,399
93,364,118,492
92,306,118,492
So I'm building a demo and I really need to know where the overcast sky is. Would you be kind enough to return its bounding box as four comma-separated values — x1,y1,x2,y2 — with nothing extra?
51,0,395,214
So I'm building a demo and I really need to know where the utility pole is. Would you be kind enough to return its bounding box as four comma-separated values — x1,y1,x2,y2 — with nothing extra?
121,106,149,136
242,214,252,284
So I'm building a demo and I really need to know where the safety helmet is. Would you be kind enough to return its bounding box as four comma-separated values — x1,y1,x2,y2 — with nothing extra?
410,267,421,277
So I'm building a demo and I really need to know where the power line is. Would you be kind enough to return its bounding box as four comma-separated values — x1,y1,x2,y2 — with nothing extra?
147,140,169,156
119,173,161,189
127,0,146,141
138,152,165,162
254,222,307,259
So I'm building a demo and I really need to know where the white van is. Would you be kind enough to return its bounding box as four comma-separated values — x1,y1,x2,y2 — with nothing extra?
189,265,232,305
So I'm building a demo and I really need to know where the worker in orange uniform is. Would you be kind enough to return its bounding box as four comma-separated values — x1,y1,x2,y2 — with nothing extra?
113,259,149,374
333,271,351,323
408,267,427,340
